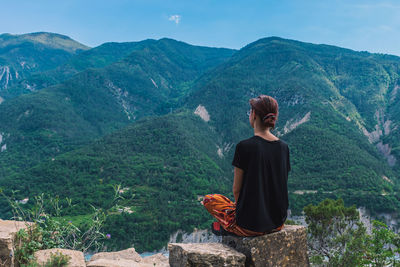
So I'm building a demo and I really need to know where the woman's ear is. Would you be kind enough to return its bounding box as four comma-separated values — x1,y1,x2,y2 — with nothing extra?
252,110,256,120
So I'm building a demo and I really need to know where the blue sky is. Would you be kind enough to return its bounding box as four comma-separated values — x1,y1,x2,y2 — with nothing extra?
1,0,400,55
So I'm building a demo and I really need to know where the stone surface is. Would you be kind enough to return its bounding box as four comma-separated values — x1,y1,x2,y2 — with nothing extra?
0,219,30,267
89,248,142,262
87,259,136,267
222,225,309,267
87,248,169,267
168,242,246,267
34,248,85,267
141,253,169,266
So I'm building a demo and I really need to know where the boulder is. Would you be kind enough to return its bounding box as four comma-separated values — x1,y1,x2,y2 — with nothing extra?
89,248,142,262
87,248,167,267
168,242,246,267
34,248,85,267
141,253,169,267
0,219,29,267
222,225,309,267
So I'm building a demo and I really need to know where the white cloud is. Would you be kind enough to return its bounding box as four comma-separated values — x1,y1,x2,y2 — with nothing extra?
168,15,181,24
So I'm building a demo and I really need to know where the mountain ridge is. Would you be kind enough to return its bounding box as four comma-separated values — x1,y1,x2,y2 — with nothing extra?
0,32,90,91
0,32,90,52
0,38,236,178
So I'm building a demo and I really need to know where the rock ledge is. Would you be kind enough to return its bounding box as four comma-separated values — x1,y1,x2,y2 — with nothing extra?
168,242,246,267
222,225,309,267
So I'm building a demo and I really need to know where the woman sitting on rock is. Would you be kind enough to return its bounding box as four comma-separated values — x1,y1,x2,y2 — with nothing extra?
202,95,291,236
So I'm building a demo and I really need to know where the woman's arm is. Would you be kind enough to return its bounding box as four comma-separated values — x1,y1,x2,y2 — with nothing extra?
233,167,244,203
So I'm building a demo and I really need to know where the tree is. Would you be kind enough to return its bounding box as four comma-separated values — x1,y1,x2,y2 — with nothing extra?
304,198,366,266
362,220,400,267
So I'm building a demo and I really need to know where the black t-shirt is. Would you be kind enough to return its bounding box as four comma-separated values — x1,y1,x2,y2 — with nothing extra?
232,135,290,232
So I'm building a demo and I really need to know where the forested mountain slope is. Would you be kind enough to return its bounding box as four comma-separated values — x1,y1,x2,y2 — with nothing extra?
0,32,89,93
1,38,235,99
185,37,400,214
0,112,230,251
0,41,143,98
0,38,235,178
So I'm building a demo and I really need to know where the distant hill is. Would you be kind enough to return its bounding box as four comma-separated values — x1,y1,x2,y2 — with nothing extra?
1,38,236,99
0,41,143,98
0,32,89,53
0,32,89,91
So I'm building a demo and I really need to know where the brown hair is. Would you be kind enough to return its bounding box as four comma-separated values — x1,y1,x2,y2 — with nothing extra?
249,95,279,129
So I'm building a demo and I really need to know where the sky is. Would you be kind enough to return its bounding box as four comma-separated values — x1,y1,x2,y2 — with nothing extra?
1,0,400,56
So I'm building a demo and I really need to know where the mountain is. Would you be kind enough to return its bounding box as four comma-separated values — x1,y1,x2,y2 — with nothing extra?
0,38,236,178
1,40,156,99
1,34,400,252
1,38,236,100
0,112,230,252
184,37,400,214
0,32,89,92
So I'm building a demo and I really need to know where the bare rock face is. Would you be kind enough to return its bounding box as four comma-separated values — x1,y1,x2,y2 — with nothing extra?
0,219,29,267
222,225,309,267
34,248,85,267
168,242,246,267
87,248,168,267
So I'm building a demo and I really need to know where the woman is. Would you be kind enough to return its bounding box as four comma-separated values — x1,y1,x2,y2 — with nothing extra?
202,95,290,236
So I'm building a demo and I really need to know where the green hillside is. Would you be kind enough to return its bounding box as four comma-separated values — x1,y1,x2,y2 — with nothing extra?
0,112,231,252
0,32,89,91
1,38,235,99
1,40,154,98
0,39,235,178
0,32,89,53
185,37,400,214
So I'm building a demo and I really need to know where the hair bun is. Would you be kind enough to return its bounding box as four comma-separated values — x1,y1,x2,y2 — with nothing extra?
249,95,279,129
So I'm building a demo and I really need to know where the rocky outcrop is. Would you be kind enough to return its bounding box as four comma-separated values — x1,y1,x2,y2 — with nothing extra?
2,219,309,267
222,225,309,267
168,242,246,267
87,248,168,267
361,108,397,166
34,248,85,267
0,220,30,267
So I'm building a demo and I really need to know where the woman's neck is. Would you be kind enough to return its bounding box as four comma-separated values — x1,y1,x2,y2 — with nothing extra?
254,129,279,141
252,117,278,140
